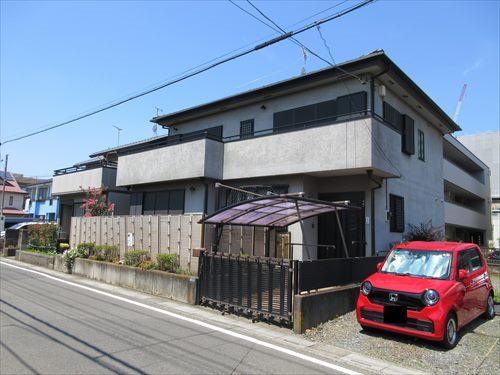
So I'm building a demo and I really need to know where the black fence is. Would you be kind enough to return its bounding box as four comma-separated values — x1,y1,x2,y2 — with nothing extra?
297,256,384,293
199,252,294,324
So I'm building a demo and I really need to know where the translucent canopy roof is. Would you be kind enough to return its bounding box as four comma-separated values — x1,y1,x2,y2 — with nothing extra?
199,195,357,228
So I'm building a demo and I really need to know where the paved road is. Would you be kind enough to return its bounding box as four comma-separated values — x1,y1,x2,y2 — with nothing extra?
0,262,363,375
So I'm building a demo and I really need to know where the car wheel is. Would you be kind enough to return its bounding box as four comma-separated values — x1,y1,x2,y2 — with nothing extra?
361,325,377,333
441,313,458,349
484,293,495,320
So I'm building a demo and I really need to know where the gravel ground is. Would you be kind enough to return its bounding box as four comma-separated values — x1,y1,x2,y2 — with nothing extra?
303,311,500,374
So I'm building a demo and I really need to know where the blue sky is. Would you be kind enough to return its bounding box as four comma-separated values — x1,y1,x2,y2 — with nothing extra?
1,0,499,178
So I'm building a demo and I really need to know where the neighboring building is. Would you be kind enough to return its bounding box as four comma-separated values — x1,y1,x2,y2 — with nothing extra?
54,50,469,260
52,158,130,237
458,132,500,249
0,171,28,226
24,179,59,222
443,135,492,246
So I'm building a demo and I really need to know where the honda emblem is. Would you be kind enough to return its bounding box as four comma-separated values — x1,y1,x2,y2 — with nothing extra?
389,293,399,302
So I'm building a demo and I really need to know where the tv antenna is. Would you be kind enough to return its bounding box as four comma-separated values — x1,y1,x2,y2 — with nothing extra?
155,107,163,116
112,125,123,146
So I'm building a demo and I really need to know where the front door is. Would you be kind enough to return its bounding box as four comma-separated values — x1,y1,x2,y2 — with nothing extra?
318,192,365,259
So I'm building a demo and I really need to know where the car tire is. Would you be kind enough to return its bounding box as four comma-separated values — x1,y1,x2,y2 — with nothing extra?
361,325,377,333
484,293,495,320
441,313,458,349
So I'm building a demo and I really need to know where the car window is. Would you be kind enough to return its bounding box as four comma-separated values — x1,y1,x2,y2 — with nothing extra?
456,250,470,274
468,248,483,272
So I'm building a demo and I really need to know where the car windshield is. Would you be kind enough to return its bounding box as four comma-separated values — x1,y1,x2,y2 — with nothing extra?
381,248,453,280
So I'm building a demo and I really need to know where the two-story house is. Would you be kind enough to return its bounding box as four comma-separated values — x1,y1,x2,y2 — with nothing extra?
52,50,469,260
0,171,28,227
24,179,59,222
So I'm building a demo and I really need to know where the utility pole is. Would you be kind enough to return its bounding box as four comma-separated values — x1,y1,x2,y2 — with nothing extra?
0,154,8,234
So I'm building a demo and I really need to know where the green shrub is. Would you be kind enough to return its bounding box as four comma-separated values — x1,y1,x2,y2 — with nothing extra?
62,246,89,273
28,224,57,251
124,250,150,267
156,253,178,273
76,242,95,258
59,243,70,251
93,245,119,262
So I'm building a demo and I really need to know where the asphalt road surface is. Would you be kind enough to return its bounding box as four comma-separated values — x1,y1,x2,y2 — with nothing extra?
0,262,362,375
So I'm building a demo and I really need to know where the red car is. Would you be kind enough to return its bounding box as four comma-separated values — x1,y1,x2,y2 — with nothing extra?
356,241,495,349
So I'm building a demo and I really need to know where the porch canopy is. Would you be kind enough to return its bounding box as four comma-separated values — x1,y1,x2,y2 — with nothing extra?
199,195,357,228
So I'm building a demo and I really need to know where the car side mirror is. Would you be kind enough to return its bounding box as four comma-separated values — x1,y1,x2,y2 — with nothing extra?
376,262,383,271
458,269,469,280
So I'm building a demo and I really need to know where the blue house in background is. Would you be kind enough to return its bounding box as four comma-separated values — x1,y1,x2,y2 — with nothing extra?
24,180,59,222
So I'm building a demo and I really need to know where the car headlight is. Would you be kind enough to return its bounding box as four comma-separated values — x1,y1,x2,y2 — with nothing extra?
423,289,440,306
361,281,372,296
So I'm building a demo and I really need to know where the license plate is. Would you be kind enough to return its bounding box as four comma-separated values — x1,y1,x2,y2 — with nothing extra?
384,306,407,324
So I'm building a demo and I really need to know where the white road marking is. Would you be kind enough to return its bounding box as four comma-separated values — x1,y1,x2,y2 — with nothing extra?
1,261,361,375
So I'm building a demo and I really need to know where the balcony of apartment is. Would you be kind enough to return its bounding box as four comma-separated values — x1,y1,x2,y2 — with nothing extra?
443,159,488,198
52,160,118,196
444,183,489,230
223,113,398,180
116,131,223,186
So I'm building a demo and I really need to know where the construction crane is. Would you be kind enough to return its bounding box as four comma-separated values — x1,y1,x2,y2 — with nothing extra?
453,83,468,123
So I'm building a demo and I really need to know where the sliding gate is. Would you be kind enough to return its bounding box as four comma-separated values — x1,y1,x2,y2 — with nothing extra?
199,252,294,325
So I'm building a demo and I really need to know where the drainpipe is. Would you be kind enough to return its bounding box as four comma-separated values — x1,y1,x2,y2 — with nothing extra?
367,170,382,256
370,64,390,117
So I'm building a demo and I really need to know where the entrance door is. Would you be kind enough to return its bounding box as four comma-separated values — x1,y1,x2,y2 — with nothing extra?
318,192,365,258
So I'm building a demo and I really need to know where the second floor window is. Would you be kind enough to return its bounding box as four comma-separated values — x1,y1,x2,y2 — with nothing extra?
9,196,13,206
240,119,254,139
37,187,48,200
418,130,425,161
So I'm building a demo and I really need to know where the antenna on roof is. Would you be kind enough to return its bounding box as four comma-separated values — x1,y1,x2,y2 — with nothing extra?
300,47,308,75
155,107,163,116
112,125,123,146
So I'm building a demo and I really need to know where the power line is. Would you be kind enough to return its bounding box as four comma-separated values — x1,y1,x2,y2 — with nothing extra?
241,1,399,176
0,0,374,146
243,0,365,82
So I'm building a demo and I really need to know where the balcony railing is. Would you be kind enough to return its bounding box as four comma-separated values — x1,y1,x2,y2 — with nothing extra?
54,160,117,176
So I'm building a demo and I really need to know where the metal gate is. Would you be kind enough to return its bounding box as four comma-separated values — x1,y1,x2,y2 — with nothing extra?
199,252,294,325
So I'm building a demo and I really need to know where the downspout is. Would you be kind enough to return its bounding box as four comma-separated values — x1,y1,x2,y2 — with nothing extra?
370,63,390,116
201,180,209,249
367,170,382,256
367,63,390,256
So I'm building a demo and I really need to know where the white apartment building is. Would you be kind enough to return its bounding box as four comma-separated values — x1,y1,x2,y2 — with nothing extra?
457,132,499,249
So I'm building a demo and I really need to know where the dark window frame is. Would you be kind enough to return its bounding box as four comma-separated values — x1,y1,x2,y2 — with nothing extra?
389,194,405,233
130,189,185,215
418,129,425,161
240,119,255,139
273,91,367,131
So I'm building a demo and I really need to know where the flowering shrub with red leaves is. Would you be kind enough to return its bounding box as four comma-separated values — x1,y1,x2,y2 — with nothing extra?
80,186,115,217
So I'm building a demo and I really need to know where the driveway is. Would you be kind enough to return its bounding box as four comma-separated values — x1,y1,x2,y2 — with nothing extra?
304,311,499,375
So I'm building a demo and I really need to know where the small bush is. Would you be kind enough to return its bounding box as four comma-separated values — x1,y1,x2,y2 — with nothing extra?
93,245,119,262
62,246,89,273
28,224,57,251
404,220,444,242
156,253,178,273
59,243,70,251
124,250,150,267
76,242,95,258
